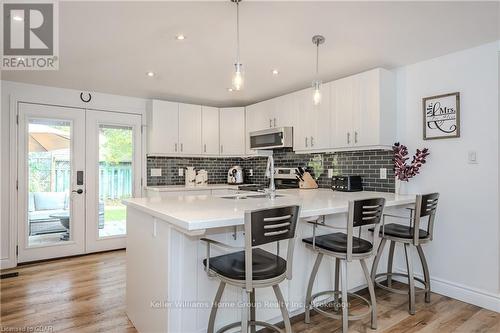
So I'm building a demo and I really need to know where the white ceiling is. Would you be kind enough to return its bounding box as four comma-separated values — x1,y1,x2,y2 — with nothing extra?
3,1,498,107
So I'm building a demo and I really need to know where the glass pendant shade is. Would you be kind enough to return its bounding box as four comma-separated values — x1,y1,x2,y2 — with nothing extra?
312,80,322,106
232,63,244,91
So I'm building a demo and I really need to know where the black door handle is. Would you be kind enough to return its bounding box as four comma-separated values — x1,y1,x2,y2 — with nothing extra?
72,189,84,194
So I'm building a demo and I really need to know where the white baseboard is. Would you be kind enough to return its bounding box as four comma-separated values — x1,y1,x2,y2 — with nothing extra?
394,268,500,313
0,257,16,270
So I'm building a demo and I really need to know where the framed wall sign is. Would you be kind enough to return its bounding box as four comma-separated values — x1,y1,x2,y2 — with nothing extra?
422,92,460,140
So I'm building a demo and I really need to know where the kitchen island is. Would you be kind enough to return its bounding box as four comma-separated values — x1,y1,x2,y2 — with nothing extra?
124,189,416,333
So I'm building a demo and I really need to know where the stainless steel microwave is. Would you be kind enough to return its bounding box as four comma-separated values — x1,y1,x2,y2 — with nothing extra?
249,127,293,150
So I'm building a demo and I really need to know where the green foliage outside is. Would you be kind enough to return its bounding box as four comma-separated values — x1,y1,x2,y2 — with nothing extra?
100,127,133,165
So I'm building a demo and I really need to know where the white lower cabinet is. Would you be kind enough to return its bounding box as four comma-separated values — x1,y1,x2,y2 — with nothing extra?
219,107,246,155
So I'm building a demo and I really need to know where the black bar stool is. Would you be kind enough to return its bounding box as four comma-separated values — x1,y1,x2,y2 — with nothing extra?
370,193,439,315
201,205,300,333
303,198,386,333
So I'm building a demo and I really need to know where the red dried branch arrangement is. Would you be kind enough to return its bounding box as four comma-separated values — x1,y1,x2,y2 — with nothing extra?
393,142,430,181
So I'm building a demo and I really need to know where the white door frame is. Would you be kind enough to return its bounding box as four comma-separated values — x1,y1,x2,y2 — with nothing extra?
4,86,146,268
17,103,86,263
85,109,142,253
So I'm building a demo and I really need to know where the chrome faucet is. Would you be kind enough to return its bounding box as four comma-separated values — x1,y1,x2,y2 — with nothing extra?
265,154,276,199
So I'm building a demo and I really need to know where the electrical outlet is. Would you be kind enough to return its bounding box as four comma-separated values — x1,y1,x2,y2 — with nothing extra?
178,168,184,177
380,168,387,180
150,168,162,177
327,169,334,178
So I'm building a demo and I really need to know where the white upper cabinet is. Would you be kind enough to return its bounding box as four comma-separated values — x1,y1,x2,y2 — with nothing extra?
245,95,297,153
294,82,331,151
178,103,202,154
219,107,246,155
332,76,354,148
331,68,396,149
201,106,220,155
147,100,179,154
273,94,297,128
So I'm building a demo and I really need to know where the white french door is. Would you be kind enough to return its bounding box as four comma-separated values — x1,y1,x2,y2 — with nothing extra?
17,103,142,263
85,110,142,252
18,103,86,262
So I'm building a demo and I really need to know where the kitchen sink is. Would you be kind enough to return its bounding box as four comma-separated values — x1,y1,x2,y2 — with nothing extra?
220,194,285,200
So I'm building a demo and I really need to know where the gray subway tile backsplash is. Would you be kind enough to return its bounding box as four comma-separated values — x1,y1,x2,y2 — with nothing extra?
147,148,395,192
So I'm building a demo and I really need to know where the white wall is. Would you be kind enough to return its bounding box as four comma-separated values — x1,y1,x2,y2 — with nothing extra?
0,81,147,268
396,41,500,311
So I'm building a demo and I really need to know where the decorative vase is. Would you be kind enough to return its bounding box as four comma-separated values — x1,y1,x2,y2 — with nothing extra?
395,177,401,195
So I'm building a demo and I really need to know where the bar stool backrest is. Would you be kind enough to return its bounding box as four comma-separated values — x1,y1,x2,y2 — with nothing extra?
243,205,300,290
414,193,439,244
347,198,386,261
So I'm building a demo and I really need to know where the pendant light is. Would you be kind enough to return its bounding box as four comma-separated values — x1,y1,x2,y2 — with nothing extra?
231,0,244,91
311,35,325,106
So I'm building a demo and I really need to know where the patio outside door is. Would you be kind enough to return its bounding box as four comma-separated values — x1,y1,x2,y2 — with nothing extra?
18,103,86,262
85,110,142,252
17,103,142,263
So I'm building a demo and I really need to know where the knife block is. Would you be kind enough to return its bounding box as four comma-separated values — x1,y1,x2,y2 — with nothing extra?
299,172,318,189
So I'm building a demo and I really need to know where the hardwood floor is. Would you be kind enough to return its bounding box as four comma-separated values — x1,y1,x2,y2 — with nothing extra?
1,250,499,333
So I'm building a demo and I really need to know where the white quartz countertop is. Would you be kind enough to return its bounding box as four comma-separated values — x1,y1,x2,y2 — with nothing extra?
124,189,416,232
145,184,240,192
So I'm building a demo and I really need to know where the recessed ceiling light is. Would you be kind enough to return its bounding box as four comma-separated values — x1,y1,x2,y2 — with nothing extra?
227,88,234,92
272,69,279,75
175,34,186,40
12,15,23,21
146,71,155,77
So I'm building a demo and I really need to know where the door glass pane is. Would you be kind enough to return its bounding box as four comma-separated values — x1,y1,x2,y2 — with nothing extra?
98,124,133,238
27,119,71,246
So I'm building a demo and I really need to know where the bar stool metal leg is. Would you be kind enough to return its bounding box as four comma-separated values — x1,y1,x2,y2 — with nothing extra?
334,258,340,304
387,241,396,287
340,260,348,333
273,284,292,333
371,238,387,283
360,259,377,329
250,289,256,333
241,289,249,333
416,245,431,303
404,244,416,315
305,253,323,324
208,281,226,333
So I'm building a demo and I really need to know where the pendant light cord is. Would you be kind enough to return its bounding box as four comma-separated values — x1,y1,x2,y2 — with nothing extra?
236,1,240,64
315,41,319,76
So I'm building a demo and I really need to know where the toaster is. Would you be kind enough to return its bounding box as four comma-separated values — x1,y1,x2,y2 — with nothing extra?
331,175,363,192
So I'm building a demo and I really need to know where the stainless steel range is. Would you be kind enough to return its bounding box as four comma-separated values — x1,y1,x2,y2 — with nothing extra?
273,167,301,189
237,167,305,192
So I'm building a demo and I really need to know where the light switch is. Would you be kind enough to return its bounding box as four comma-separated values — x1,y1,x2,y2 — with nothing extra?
150,168,162,177
468,151,478,164
327,169,334,178
178,168,184,177
380,168,387,179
